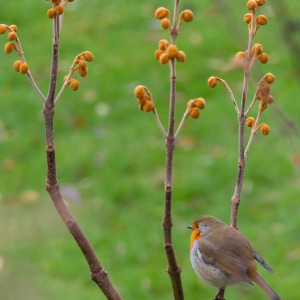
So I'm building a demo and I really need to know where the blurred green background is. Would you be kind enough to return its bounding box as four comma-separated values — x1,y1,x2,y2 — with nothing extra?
0,0,299,299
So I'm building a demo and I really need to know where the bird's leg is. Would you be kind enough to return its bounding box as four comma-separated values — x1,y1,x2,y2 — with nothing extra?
213,288,225,300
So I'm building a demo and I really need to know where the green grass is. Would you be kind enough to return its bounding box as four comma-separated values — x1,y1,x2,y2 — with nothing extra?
1,1,300,299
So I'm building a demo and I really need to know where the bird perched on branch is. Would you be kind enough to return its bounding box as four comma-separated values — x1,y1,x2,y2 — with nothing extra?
188,215,280,300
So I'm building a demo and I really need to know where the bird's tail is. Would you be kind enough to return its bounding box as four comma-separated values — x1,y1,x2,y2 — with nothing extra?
252,273,281,300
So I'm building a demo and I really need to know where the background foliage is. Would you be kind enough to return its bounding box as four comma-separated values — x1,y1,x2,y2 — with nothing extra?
0,1,299,299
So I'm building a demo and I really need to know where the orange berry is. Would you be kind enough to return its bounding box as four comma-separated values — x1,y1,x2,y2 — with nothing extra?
20,63,29,74
259,53,269,64
52,0,61,5
0,24,7,34
261,124,270,135
243,13,252,24
47,8,56,19
159,53,169,64
78,60,87,69
158,39,169,51
264,95,274,104
13,60,22,72
246,0,257,11
181,10,194,22
160,18,170,30
252,43,263,57
256,15,268,25
79,67,88,77
143,101,154,112
70,79,80,91
4,42,15,53
154,49,163,60
189,108,200,119
256,0,265,6
208,76,218,88
155,7,169,20
134,85,145,98
264,73,275,84
7,31,17,41
9,25,17,32
83,51,94,62
246,117,255,127
166,44,178,59
194,98,206,109
55,5,64,15
176,50,186,62
137,96,147,107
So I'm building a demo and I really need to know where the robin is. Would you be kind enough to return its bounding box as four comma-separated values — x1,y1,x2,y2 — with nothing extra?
188,215,280,300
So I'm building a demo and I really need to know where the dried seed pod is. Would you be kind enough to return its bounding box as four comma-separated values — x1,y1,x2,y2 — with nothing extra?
246,0,257,11
159,53,169,64
70,79,80,91
143,101,154,112
208,76,218,88
256,15,268,25
13,60,22,72
155,7,169,20
243,13,252,24
264,73,275,84
176,50,186,62
160,18,170,30
0,24,7,34
20,63,29,74
189,108,200,119
4,42,15,53
7,31,17,41
166,44,178,59
246,117,255,127
134,85,145,98
158,39,169,51
261,124,270,135
83,51,94,62
259,53,269,64
194,98,206,109
47,8,56,19
181,10,194,22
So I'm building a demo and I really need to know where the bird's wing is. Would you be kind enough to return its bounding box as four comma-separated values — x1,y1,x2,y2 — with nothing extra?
254,250,274,273
198,236,253,285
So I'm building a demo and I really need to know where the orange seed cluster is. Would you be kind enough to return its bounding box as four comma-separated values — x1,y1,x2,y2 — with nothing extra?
65,51,94,91
134,85,155,112
187,98,206,119
47,0,66,19
155,40,186,64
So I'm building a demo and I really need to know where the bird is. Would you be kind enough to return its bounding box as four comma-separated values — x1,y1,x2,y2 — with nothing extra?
188,215,280,300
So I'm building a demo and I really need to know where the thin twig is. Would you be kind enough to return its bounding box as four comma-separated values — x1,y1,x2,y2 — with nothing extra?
218,78,240,115
153,107,168,138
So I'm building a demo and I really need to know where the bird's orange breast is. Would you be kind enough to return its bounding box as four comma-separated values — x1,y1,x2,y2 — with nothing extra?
190,228,203,251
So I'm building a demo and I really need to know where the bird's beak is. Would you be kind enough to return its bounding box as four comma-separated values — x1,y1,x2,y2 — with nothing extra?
187,225,193,229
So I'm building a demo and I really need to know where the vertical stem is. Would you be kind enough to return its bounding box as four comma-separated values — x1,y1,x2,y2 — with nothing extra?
162,2,184,299
230,10,256,229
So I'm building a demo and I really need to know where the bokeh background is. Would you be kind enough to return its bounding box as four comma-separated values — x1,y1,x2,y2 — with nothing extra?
0,0,299,299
